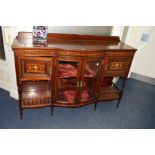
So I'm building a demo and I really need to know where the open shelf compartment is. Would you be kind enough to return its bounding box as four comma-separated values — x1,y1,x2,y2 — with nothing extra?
98,82,121,101
20,81,51,108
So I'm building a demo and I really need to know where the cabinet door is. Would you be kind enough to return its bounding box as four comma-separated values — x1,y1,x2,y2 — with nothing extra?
104,56,132,77
17,56,53,81
55,57,82,105
78,58,102,103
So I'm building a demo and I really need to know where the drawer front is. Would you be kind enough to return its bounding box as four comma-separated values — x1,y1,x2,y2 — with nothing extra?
19,57,52,80
104,57,132,77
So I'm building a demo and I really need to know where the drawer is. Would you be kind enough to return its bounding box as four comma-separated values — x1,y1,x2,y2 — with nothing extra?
18,57,52,80
104,56,132,77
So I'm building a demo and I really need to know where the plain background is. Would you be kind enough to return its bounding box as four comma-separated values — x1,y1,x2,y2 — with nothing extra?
0,0,155,155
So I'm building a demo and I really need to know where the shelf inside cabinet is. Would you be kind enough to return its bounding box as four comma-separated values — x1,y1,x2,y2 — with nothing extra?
58,63,97,78
59,64,77,78
79,88,94,102
58,77,77,89
57,88,91,103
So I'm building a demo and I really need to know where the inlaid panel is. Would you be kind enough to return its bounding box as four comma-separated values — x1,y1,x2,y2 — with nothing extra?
104,57,132,77
109,61,124,70
18,57,52,80
25,63,46,74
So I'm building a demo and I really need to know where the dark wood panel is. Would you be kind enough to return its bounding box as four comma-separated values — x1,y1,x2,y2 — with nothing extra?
103,56,132,77
18,56,52,81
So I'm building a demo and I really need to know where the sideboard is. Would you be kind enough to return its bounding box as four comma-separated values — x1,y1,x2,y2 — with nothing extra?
12,32,136,119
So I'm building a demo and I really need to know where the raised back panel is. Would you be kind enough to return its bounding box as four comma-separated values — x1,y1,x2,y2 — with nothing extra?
48,33,120,42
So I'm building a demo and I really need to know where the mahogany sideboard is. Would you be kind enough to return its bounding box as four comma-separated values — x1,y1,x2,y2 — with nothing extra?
12,32,136,119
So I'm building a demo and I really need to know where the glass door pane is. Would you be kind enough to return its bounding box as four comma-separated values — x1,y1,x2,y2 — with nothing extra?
56,60,80,104
79,59,101,102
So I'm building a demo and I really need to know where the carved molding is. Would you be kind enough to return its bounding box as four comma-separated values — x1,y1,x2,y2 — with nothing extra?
58,51,104,57
106,51,135,56
14,50,135,57
15,50,56,56
15,50,105,57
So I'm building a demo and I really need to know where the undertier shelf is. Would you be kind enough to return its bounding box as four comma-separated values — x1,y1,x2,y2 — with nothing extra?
21,98,51,107
98,84,121,101
20,81,51,107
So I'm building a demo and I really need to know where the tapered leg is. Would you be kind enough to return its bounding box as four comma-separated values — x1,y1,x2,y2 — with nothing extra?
94,102,97,110
19,99,23,119
19,109,23,119
51,106,54,116
116,99,121,108
116,77,127,108
19,105,23,119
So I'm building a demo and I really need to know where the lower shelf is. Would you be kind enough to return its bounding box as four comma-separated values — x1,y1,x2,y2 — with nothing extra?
20,81,51,108
98,85,121,101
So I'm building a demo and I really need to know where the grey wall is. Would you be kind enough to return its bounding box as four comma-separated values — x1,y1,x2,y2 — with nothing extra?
48,26,112,36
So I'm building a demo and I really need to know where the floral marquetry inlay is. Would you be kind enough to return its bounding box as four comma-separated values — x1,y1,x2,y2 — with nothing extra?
25,63,47,74
110,61,124,70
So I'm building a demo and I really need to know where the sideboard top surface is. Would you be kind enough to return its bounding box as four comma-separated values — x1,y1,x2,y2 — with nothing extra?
12,32,136,52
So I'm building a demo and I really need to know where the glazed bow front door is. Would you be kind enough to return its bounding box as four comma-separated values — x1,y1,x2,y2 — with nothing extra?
55,58,81,106
55,57,102,106
78,58,102,103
